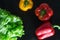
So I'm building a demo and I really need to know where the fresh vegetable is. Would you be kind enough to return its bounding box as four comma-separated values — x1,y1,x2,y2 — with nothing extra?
35,22,55,40
19,0,33,11
0,8,24,40
35,3,53,21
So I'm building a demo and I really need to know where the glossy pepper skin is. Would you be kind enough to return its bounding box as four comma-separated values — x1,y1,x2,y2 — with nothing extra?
19,0,33,11
35,3,53,21
35,22,55,40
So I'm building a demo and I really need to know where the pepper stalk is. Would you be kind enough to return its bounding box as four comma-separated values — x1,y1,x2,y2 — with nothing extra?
53,25,60,29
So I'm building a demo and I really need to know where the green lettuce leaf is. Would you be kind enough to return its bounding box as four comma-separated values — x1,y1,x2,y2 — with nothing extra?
0,8,24,40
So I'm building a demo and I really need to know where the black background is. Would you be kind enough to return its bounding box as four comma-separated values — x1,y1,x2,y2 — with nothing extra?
0,0,60,40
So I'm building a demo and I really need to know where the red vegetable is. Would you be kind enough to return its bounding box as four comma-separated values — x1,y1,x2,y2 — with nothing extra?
35,22,55,40
35,3,53,21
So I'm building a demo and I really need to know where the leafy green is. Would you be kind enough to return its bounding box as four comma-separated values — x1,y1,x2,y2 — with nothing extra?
0,8,24,40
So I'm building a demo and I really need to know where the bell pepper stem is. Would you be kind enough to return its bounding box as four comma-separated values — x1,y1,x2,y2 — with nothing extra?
24,0,29,7
53,25,60,29
40,9,46,17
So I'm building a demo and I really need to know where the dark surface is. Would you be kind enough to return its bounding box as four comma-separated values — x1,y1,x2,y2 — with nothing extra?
0,0,60,40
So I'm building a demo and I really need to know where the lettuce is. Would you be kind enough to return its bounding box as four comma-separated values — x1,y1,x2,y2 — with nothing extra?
0,8,24,40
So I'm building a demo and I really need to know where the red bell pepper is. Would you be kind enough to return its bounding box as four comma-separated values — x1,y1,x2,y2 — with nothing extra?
35,22,55,40
35,3,53,21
